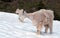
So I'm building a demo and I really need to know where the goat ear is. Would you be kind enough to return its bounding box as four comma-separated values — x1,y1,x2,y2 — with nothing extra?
24,11,27,14
23,10,27,15
15,9,20,13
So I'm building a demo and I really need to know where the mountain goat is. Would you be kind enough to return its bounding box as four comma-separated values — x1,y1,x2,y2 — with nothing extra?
15,9,54,35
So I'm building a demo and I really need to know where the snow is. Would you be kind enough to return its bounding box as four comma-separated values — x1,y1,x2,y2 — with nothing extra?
0,12,60,38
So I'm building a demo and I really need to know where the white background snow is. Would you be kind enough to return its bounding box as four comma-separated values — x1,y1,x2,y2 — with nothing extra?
0,12,60,38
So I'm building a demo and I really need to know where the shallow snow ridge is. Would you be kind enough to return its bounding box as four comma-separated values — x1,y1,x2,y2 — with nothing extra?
0,12,60,38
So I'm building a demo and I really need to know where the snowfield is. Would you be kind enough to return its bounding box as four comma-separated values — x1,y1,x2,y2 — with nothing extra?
0,12,60,38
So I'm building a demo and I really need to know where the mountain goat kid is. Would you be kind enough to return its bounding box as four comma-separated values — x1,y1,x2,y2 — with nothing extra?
15,9,54,35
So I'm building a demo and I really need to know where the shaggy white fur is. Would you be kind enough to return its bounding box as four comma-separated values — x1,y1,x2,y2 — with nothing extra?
15,9,54,35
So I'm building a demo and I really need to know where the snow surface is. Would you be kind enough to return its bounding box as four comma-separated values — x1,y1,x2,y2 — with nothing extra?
0,12,60,38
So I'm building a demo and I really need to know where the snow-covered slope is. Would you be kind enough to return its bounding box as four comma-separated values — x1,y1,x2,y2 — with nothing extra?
0,12,60,38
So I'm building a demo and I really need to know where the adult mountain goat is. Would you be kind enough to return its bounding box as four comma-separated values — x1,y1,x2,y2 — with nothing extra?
16,9,54,35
